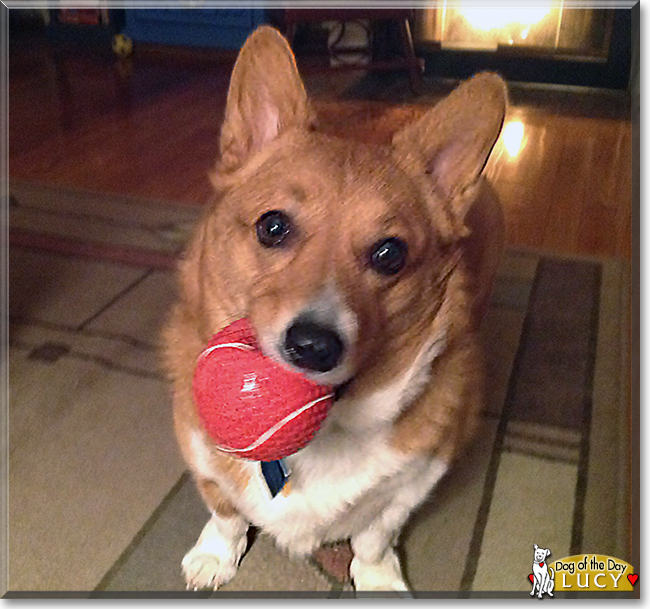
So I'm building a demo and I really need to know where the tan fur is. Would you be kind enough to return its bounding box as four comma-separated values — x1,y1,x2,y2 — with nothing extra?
162,25,506,590
218,26,315,176
197,479,240,519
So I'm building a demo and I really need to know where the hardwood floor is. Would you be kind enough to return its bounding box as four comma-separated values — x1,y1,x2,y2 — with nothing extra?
9,31,632,260
484,105,632,260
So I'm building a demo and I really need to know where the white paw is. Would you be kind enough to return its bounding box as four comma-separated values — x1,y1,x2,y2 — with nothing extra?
350,551,411,595
182,512,248,591
182,546,238,591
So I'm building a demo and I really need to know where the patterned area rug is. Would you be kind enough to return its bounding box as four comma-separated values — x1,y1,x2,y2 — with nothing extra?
7,178,631,597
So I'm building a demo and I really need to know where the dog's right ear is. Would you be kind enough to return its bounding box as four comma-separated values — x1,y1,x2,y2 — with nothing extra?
218,26,314,174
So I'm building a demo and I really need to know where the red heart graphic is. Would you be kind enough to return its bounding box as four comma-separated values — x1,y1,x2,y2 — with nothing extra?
528,574,534,583
628,573,638,586
539,562,544,567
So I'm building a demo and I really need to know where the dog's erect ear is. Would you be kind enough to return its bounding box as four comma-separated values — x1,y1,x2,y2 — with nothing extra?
219,26,314,173
534,544,539,550
393,73,506,210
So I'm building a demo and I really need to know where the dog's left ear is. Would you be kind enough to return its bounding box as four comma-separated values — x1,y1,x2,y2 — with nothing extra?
218,26,315,174
393,73,506,216
546,549,551,559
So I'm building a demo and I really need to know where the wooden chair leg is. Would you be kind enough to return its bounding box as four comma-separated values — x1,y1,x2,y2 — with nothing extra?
398,18,422,93
285,21,298,46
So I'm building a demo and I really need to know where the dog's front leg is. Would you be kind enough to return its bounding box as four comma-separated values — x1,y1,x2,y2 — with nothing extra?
182,511,249,591
182,478,249,591
537,574,547,599
350,534,409,596
350,458,448,594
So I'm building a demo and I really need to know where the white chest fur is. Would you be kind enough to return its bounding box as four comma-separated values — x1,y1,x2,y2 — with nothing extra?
187,330,449,555
239,333,447,554
238,426,447,555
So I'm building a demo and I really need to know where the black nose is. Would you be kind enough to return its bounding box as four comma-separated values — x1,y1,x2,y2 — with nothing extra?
283,321,344,373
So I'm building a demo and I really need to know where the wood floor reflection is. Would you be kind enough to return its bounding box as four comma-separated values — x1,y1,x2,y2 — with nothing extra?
9,32,632,260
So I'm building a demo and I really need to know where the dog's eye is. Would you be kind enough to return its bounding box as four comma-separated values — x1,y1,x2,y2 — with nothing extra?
256,210,292,248
369,237,408,275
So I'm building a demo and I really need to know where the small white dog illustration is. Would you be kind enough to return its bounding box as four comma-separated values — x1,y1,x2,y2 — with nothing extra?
531,544,554,598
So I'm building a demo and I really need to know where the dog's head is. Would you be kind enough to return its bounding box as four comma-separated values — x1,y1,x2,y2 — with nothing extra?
186,26,505,388
533,544,551,563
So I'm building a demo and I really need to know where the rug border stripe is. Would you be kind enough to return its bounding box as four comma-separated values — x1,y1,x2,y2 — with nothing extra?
568,261,602,554
10,229,178,270
93,472,191,593
457,254,543,593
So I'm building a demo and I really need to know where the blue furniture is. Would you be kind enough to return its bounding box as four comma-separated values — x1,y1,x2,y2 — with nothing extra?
124,9,267,50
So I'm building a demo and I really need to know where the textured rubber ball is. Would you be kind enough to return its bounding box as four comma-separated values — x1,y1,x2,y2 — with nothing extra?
193,318,335,461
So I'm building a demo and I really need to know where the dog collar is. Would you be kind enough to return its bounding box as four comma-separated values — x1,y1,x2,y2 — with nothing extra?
260,459,290,498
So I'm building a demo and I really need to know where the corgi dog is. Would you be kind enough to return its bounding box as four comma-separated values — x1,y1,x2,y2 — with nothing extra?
163,26,506,593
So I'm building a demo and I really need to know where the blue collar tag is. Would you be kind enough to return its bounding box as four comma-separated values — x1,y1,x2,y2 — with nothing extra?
260,459,290,498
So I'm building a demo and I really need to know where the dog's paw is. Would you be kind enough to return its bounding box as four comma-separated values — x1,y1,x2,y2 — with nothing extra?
350,551,411,596
182,546,238,591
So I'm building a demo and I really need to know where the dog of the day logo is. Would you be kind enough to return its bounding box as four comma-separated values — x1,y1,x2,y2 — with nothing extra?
529,544,555,598
528,545,637,597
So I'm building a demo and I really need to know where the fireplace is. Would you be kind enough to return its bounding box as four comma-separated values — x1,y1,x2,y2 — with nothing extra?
413,5,632,89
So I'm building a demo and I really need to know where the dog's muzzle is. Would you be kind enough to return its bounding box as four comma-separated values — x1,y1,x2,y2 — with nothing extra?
282,320,344,373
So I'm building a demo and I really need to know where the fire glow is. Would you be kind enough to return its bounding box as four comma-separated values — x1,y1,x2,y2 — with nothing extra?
433,1,558,50
502,121,526,158
457,4,552,32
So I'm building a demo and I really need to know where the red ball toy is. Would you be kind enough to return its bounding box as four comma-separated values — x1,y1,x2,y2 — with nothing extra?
193,318,335,462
